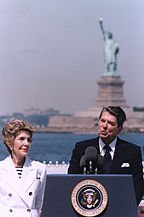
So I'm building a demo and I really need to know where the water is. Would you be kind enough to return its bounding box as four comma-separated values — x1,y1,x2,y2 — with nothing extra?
0,132,144,163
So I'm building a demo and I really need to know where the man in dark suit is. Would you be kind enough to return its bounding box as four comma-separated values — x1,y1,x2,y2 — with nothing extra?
68,106,144,206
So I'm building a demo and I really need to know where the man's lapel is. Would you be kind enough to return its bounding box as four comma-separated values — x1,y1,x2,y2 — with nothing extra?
111,138,124,171
95,137,100,154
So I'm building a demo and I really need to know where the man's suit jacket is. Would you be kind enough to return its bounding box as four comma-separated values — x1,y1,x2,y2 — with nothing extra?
68,137,144,205
0,156,47,217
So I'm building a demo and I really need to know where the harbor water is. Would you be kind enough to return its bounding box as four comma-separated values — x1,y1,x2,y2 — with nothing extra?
0,132,144,163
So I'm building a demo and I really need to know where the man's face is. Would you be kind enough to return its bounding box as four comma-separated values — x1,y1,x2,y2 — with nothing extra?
98,111,122,144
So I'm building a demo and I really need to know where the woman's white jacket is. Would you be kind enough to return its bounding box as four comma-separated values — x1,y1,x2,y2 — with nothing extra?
0,156,47,217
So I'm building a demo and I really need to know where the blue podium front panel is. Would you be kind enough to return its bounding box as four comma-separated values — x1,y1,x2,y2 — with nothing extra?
42,174,137,217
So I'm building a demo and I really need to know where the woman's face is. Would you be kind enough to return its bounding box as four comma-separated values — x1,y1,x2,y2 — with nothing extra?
10,130,32,161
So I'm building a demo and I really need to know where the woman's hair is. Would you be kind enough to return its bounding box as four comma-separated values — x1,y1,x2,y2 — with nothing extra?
2,119,34,153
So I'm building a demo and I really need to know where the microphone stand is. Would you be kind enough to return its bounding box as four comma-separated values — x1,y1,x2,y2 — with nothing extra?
83,166,87,174
88,161,93,174
95,168,98,174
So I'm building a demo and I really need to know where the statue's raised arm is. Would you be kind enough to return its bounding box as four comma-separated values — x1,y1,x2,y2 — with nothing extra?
99,17,106,39
99,17,119,76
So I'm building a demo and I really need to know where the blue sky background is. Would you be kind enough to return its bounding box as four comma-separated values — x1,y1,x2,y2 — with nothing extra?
0,0,144,115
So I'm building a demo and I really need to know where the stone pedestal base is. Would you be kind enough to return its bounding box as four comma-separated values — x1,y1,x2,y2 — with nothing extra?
96,75,128,108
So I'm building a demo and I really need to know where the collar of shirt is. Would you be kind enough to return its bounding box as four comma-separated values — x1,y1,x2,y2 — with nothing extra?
99,137,117,159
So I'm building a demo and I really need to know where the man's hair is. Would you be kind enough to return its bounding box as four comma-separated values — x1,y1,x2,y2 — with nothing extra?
99,106,126,127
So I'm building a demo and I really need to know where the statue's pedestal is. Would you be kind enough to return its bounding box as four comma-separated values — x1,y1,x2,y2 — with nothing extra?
47,74,144,133
96,75,128,108
75,75,129,118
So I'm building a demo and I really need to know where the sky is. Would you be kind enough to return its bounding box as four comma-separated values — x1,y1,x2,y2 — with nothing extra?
0,0,144,115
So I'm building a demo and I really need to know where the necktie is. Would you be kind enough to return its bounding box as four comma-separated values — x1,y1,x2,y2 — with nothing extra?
103,145,112,173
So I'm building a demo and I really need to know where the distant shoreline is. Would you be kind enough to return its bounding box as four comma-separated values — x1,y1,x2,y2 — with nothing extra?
35,126,144,134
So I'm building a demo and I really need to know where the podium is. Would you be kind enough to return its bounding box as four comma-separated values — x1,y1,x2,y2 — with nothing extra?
41,174,137,217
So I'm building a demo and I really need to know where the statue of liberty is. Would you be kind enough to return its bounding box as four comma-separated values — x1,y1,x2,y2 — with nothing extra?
99,18,119,75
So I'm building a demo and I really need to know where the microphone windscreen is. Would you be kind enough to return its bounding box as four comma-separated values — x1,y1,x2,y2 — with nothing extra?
97,154,104,167
80,155,86,168
85,146,97,162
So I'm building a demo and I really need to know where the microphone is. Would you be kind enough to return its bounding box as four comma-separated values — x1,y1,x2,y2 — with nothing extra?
80,155,86,174
97,154,104,173
85,146,98,174
97,154,104,167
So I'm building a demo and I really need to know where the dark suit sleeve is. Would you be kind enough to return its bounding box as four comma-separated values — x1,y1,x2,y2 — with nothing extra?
68,142,83,174
132,146,144,205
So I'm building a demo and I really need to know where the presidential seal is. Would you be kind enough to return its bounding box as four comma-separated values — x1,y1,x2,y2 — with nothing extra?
71,179,108,217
